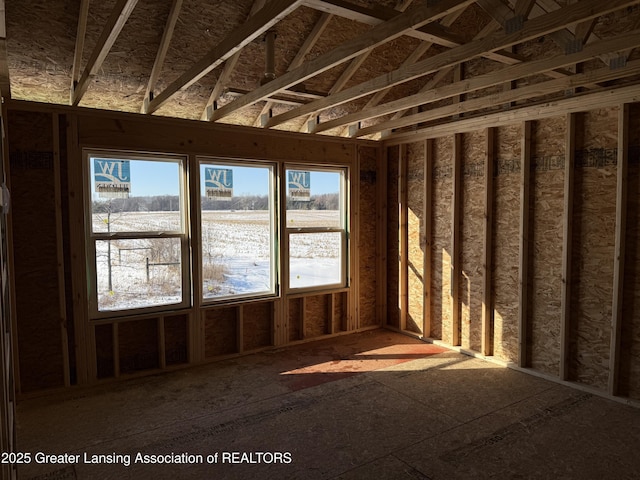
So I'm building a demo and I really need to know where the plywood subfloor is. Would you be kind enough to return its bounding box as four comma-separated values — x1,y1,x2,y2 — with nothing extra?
15,330,640,479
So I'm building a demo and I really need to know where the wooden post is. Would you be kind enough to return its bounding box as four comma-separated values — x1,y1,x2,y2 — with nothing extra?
351,148,360,330
518,121,532,368
609,103,629,396
481,127,495,356
451,133,462,346
65,113,90,384
560,112,576,380
188,153,202,363
423,139,433,338
52,113,70,387
275,163,288,346
377,145,388,326
399,144,408,331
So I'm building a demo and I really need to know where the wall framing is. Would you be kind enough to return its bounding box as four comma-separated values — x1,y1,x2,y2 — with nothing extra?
387,96,640,407
5,100,381,392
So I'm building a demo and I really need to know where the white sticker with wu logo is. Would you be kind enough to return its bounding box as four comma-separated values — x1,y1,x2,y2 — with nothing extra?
94,159,131,198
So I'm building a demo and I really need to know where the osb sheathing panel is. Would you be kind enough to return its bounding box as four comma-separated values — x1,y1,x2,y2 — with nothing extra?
621,104,640,400
333,292,346,333
570,108,618,390
9,111,65,392
407,141,425,335
242,302,272,351
529,117,565,376
358,146,378,328
460,130,485,352
204,307,237,357
492,124,521,364
288,298,302,342
164,314,189,366
304,295,329,339
430,136,453,343
386,146,400,329
118,318,159,374
95,324,114,379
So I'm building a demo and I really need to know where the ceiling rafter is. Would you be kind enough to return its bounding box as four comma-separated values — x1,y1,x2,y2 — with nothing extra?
339,11,492,135
72,0,139,106
144,0,305,115
359,60,640,138
141,0,183,114
207,0,476,123
265,0,636,131
384,82,640,144
304,0,467,46
354,45,640,138
70,0,90,103
305,0,523,65
253,10,333,127
297,0,419,133
314,27,640,135
201,0,268,121
384,18,505,127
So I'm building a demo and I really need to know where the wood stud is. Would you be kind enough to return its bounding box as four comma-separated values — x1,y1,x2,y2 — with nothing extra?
518,121,531,368
609,103,629,396
399,143,408,332
560,112,575,380
481,128,494,356
451,133,461,346
423,139,433,338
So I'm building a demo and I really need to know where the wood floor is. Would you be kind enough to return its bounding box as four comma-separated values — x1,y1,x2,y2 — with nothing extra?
15,329,640,479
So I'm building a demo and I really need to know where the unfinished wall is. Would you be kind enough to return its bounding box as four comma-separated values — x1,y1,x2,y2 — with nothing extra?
529,117,565,376
621,103,640,398
391,103,640,403
406,142,425,335
8,110,66,392
6,104,381,391
430,137,454,343
569,108,618,390
492,124,521,364
386,146,400,329
459,131,485,352
358,145,379,328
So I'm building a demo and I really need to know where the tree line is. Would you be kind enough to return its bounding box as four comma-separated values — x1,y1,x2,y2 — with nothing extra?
93,193,340,212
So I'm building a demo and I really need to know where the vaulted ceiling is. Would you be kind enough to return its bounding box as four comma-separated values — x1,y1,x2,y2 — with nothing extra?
3,0,640,140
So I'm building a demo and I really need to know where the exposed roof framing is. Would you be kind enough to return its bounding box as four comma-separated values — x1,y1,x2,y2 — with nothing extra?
6,0,640,139
71,0,139,106
265,0,637,129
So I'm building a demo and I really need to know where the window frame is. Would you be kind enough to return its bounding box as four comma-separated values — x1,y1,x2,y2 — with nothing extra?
283,164,349,294
197,157,279,304
84,149,191,319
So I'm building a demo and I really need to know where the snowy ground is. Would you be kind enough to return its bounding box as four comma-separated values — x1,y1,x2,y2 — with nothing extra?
93,210,343,311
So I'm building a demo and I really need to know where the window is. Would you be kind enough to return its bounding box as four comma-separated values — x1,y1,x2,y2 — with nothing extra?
199,160,276,301
286,167,348,290
86,152,189,316
84,152,349,317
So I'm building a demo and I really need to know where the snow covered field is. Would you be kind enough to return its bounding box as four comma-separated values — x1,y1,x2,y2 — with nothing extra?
93,210,343,311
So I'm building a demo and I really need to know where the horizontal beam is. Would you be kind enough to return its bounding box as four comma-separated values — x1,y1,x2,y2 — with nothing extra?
318,28,640,134
208,0,475,122
145,0,304,114
266,0,639,129
352,33,640,136
382,82,640,144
